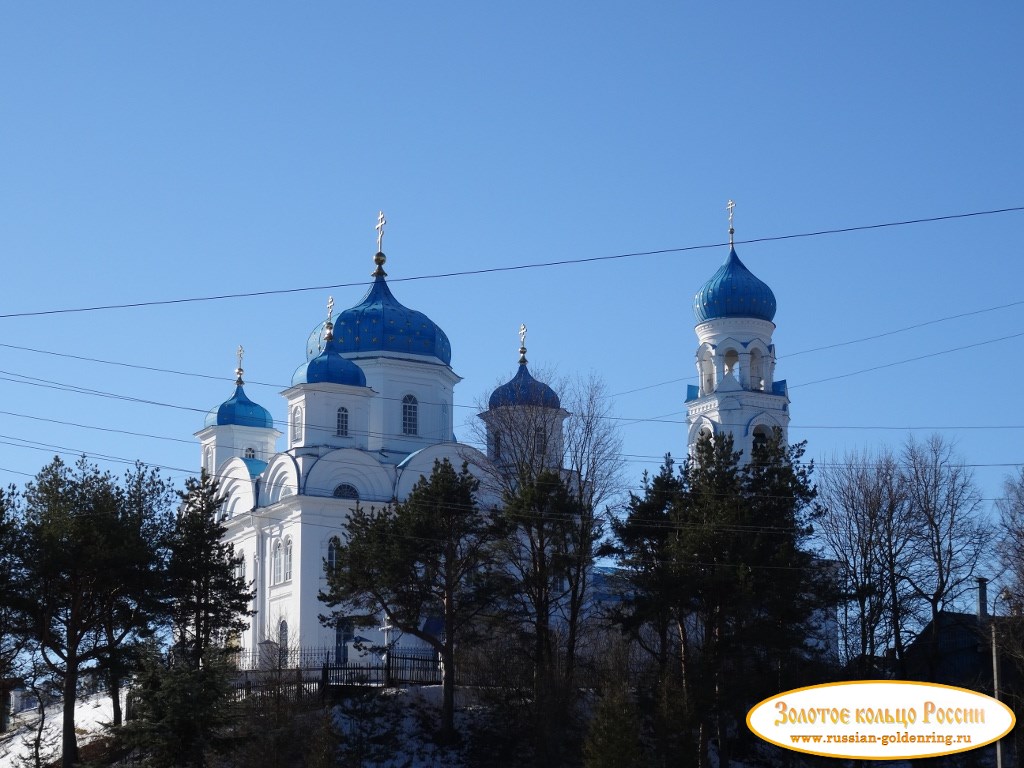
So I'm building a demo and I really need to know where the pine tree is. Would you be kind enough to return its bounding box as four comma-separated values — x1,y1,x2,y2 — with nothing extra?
18,456,169,768
129,473,253,767
321,458,502,741
610,432,825,768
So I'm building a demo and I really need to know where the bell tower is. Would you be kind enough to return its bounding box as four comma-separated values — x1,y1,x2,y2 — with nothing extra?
685,202,789,457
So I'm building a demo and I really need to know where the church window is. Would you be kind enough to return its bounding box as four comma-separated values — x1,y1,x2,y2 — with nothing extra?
750,349,765,391
534,426,546,458
752,425,771,457
336,407,349,437
493,430,502,459
272,540,283,585
236,553,246,582
335,619,354,664
724,349,739,378
291,406,303,443
244,447,256,459
402,395,418,435
333,483,359,500
327,537,340,572
283,537,293,582
204,447,213,473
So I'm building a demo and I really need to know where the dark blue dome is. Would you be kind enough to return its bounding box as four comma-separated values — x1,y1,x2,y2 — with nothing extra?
693,247,777,323
306,270,452,365
489,364,561,410
205,384,274,429
292,339,367,387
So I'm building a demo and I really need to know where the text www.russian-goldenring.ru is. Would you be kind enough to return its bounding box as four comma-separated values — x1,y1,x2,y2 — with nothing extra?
790,732,973,747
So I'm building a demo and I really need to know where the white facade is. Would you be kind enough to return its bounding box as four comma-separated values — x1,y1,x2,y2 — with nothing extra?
198,247,493,664
686,246,790,457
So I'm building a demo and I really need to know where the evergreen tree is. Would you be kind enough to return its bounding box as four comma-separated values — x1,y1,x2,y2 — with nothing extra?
321,458,502,742
0,484,25,693
99,462,176,726
129,472,252,767
18,456,168,768
610,432,825,768
606,457,690,765
167,473,252,664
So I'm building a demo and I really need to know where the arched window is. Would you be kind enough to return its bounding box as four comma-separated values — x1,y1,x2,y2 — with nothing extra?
493,430,502,459
327,538,340,573
291,406,303,443
335,619,353,664
752,425,771,456
336,407,349,437
402,394,418,435
204,447,213,473
333,483,359,500
236,553,246,582
272,540,283,585
534,427,547,458
283,538,293,582
723,349,739,378
244,447,256,459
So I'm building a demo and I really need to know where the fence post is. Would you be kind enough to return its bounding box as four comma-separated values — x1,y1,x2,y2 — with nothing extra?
385,652,394,687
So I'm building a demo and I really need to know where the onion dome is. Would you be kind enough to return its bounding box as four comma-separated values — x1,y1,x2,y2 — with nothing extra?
205,349,274,429
692,247,777,323
293,299,367,387
488,325,560,409
305,250,452,365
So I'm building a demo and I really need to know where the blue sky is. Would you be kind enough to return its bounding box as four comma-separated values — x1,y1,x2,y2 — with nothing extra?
0,4,1022,537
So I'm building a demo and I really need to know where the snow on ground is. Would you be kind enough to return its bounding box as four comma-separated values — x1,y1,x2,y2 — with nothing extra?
0,692,118,768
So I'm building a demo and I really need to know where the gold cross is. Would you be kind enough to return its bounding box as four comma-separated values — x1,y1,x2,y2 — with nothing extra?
376,210,387,252
727,199,736,246
235,345,244,384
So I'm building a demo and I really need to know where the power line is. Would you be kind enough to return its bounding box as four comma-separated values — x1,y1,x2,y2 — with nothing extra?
1,205,1020,320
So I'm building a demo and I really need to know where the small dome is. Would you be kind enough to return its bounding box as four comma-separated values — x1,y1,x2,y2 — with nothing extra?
489,364,561,410
205,384,274,429
306,260,452,365
292,340,367,387
693,247,777,323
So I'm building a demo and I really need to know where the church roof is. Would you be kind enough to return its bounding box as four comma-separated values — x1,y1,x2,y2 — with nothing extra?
305,253,452,365
489,363,561,410
205,384,274,429
693,247,777,323
292,338,367,387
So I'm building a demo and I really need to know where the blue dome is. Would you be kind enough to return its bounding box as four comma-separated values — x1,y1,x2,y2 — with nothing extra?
205,384,274,429
292,339,367,387
489,364,561,410
306,269,452,365
693,247,777,323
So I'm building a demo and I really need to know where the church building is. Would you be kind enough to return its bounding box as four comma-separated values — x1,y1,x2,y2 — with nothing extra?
196,205,788,664
197,214,565,664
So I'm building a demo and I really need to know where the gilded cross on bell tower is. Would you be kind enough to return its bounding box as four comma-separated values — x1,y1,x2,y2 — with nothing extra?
518,323,528,365
375,211,387,253
372,211,388,277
